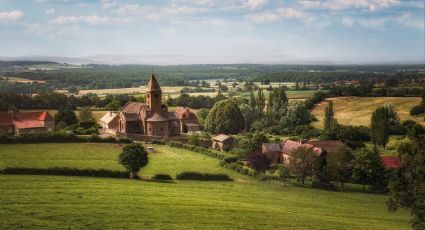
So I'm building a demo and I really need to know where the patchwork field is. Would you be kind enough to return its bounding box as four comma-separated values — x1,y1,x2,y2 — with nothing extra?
0,143,410,229
312,97,424,128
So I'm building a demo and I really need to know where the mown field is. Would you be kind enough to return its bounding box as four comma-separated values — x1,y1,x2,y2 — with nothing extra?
0,143,410,229
312,96,424,128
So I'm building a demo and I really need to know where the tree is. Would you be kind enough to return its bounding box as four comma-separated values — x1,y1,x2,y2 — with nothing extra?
256,89,266,113
106,99,121,111
281,101,311,127
196,108,210,128
251,132,269,150
118,143,149,179
247,151,271,172
188,133,200,146
323,101,337,131
352,148,386,192
249,91,257,109
370,106,390,148
388,138,425,230
55,107,78,126
289,147,318,185
267,88,288,119
327,147,355,189
204,99,244,134
78,107,94,122
239,104,260,131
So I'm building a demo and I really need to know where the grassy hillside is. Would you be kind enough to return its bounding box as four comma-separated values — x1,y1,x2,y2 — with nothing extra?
0,143,410,229
312,97,424,128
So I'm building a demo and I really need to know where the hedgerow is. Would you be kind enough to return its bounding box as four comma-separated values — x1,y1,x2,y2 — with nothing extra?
176,171,232,181
0,167,130,178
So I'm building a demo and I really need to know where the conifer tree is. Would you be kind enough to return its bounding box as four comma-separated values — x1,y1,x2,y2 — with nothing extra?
371,106,390,148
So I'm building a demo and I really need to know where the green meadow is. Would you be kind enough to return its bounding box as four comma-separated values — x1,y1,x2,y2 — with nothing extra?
0,143,411,229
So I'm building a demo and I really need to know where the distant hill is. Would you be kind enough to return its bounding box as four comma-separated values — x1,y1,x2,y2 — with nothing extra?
0,60,59,67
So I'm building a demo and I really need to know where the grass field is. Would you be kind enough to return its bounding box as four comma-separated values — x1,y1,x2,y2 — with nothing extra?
0,143,410,229
312,97,424,128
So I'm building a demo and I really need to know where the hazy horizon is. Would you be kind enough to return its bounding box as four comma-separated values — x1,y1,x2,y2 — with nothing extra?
0,0,424,64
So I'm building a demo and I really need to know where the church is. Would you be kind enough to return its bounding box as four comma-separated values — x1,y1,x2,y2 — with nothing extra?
100,74,200,138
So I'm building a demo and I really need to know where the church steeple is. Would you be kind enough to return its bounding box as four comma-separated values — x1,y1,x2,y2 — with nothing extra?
146,73,162,112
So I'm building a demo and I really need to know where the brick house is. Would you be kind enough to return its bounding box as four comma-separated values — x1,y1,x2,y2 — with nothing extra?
0,111,55,135
212,134,234,151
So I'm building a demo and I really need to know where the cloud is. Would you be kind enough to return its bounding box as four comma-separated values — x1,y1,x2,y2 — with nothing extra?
300,0,400,11
100,0,117,9
244,0,268,9
45,8,55,15
0,10,24,22
48,15,126,25
340,13,424,30
247,8,310,23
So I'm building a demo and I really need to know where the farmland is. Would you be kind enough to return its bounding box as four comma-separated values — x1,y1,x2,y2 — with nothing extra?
0,143,410,229
311,97,425,128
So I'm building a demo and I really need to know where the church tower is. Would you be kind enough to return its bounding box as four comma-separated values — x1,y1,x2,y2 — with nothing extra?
146,73,162,113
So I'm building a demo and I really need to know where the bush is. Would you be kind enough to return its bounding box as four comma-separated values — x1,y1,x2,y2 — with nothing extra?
0,167,129,178
223,156,239,164
410,105,425,115
79,121,96,129
151,174,173,180
176,171,232,181
151,139,165,145
311,181,337,191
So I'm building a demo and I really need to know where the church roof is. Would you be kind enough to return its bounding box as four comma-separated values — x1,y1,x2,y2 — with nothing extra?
121,112,141,121
174,107,197,120
146,74,162,92
146,112,170,122
120,101,148,113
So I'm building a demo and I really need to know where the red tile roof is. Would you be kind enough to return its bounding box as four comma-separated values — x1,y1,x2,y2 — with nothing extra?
0,111,53,129
0,112,13,126
381,156,400,169
174,107,197,120
306,140,346,154
281,140,323,156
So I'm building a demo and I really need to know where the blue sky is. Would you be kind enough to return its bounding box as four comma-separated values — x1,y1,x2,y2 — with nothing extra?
0,0,424,64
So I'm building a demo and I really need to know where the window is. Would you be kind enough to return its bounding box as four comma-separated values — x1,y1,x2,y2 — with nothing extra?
149,127,151,131
147,94,150,98
154,94,159,98
160,127,163,131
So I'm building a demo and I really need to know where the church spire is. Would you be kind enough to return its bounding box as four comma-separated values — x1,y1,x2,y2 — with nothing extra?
147,72,161,92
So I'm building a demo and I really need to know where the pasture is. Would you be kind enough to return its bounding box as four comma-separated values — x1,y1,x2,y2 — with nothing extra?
312,96,424,128
0,143,410,229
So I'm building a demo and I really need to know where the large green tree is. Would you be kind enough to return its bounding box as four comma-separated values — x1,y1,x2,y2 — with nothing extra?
352,148,386,192
78,107,94,122
204,99,244,134
327,147,355,189
289,147,318,185
370,106,391,148
267,88,288,119
118,143,149,179
281,101,311,127
388,138,425,230
54,107,78,126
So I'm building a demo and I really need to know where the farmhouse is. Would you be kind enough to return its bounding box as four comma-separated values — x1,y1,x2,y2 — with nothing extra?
101,74,199,138
262,139,346,164
0,111,55,135
212,134,234,151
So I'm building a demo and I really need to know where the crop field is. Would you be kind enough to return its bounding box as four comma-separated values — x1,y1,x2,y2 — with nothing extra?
0,143,410,229
77,86,185,96
312,97,424,128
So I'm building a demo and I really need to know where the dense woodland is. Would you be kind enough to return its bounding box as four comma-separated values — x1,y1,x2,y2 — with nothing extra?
1,63,424,93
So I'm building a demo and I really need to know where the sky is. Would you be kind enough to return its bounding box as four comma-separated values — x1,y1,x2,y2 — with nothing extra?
0,0,424,64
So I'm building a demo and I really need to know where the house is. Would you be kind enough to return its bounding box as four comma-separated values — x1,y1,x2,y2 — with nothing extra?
280,140,322,163
262,139,347,164
0,111,55,135
174,107,200,133
306,140,346,154
212,134,234,151
380,156,400,169
262,143,283,163
101,74,199,138
100,112,119,130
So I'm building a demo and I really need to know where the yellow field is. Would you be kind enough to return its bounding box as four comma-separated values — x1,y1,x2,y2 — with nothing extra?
0,76,46,84
78,86,185,96
312,97,424,128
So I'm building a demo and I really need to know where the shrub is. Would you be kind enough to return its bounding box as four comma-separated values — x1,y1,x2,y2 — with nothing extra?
152,174,173,180
151,139,165,145
223,156,239,164
311,181,337,191
0,167,129,178
176,171,232,181
410,105,425,115
79,121,96,129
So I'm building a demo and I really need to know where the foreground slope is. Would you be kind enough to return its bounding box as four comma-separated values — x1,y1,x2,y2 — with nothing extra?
0,143,410,229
